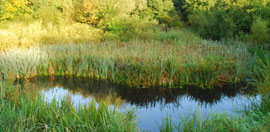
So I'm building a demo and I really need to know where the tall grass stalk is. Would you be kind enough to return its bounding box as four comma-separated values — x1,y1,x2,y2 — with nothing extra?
159,114,174,132
178,105,206,132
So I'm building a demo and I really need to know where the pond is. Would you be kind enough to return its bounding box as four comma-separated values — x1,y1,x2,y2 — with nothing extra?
17,76,259,132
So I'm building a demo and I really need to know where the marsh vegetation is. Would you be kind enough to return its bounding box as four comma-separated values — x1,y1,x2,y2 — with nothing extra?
0,0,269,131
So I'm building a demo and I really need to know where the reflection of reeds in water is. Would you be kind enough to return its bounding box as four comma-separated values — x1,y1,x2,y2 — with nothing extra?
16,76,256,109
26,78,126,108
95,91,125,108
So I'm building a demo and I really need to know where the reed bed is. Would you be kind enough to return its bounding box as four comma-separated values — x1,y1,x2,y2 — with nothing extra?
0,39,252,88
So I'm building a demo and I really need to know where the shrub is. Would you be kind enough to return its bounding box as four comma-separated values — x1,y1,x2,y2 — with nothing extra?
0,0,33,21
102,16,158,41
72,0,158,41
174,0,270,41
250,18,270,44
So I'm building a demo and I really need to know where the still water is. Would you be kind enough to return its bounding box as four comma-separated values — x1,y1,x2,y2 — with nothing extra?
19,76,258,132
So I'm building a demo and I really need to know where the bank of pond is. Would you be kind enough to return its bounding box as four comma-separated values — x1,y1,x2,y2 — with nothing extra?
0,39,269,131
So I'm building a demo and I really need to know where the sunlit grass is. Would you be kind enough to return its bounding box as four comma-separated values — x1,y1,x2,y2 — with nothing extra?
0,22,254,88
0,22,102,50
0,38,252,88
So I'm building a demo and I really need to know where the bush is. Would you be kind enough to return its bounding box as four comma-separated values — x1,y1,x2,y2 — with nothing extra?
174,0,270,41
73,0,159,41
188,10,235,40
250,18,270,44
0,0,33,21
102,16,158,41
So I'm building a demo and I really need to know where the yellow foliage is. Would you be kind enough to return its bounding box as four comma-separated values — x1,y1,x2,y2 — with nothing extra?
0,0,32,20
0,22,102,50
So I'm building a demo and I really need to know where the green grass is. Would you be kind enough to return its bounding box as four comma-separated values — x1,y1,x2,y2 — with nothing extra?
0,80,138,132
255,54,270,95
159,96,270,132
159,114,174,132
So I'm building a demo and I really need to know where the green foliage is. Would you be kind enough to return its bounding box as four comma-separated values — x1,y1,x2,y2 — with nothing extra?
173,0,270,41
72,0,158,41
102,16,157,41
250,18,270,44
145,0,182,27
1,0,178,41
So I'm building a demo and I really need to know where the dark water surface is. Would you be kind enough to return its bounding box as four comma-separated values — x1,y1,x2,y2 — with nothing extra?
18,76,258,132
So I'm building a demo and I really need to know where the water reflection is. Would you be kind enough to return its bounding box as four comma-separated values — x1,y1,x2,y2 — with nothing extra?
16,76,258,132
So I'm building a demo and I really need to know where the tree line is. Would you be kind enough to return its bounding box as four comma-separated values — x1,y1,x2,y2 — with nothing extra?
0,0,269,43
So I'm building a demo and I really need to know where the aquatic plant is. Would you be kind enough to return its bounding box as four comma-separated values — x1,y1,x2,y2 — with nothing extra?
159,114,174,132
159,106,207,132
0,80,138,132
0,37,252,88
159,96,270,132
256,54,270,95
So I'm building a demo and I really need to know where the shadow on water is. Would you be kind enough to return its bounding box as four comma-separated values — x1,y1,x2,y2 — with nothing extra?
15,76,258,132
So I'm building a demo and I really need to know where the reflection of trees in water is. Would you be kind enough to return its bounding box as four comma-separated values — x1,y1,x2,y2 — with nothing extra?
15,76,257,108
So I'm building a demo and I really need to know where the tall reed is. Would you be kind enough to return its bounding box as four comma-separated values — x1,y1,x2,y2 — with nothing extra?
0,38,252,88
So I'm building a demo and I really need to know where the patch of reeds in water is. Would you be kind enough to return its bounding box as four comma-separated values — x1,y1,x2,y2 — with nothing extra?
0,40,252,88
